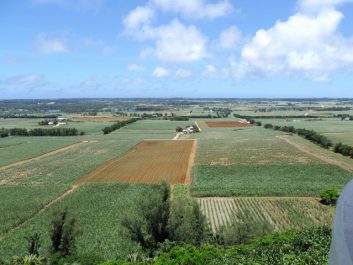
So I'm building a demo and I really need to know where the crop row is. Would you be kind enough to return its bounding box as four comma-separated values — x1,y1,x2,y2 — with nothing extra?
197,197,333,233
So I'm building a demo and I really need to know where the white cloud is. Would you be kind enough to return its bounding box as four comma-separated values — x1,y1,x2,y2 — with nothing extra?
152,66,170,77
175,68,192,78
128,63,145,71
123,0,232,62
0,74,47,89
298,0,352,13
153,20,208,62
235,7,353,80
131,19,208,62
202,64,217,77
33,33,68,54
151,0,233,19
123,5,155,30
218,26,242,49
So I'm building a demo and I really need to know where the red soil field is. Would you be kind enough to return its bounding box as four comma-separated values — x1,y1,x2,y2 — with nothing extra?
205,121,254,127
75,139,196,185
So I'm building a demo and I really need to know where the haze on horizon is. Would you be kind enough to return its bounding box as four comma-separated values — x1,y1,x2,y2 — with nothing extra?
1,0,353,99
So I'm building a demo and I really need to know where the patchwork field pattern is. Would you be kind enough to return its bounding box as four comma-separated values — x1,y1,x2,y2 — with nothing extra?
197,197,333,232
186,126,353,196
76,139,195,185
205,121,254,127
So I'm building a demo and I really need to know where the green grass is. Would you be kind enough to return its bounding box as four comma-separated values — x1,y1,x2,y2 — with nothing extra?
191,164,352,196
0,136,81,167
122,120,193,131
0,185,67,236
259,118,353,134
185,126,353,197
0,183,158,260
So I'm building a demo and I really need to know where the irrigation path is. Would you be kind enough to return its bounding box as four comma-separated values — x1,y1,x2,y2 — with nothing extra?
0,140,89,171
277,135,353,172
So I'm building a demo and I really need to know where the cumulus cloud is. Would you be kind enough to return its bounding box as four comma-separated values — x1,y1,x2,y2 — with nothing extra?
202,64,217,77
33,33,68,54
127,19,208,62
235,5,353,80
151,0,233,20
218,26,242,49
123,0,233,62
0,74,47,89
123,5,155,30
175,68,192,78
152,66,170,77
151,20,208,62
128,63,145,71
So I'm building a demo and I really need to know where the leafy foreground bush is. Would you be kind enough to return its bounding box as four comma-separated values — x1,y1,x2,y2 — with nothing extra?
320,188,339,206
100,226,331,265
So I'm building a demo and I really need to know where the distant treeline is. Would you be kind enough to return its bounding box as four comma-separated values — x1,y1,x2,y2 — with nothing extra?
0,127,82,137
102,118,139,134
0,114,59,119
169,116,190,121
234,113,325,119
335,114,353,120
263,124,332,148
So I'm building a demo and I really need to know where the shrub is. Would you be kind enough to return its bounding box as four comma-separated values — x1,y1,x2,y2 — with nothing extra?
0,128,9,138
175,127,183,132
264,124,273,129
320,188,339,206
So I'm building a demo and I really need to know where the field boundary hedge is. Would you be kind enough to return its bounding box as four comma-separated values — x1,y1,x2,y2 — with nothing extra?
102,118,139,134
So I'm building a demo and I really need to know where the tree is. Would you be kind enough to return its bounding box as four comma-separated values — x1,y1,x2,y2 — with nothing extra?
175,127,183,132
168,197,207,245
49,208,79,257
25,233,41,256
122,182,170,253
217,209,273,246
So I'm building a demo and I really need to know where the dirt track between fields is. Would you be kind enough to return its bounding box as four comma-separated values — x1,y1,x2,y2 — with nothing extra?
277,135,353,172
185,140,196,184
0,141,89,171
0,185,78,240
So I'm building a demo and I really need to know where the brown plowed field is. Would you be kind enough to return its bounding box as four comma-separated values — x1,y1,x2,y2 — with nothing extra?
70,116,128,122
205,121,254,127
76,139,196,185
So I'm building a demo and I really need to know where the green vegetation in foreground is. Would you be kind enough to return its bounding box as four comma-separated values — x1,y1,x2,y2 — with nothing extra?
191,163,352,196
0,185,68,236
100,226,331,265
0,184,156,260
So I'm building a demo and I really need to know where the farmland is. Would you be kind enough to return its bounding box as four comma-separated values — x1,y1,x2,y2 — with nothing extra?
0,183,157,259
204,121,254,127
76,139,195,185
197,197,333,232
1,98,353,263
183,126,353,196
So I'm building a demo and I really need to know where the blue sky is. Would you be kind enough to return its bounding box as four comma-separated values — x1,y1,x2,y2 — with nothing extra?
1,0,353,99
